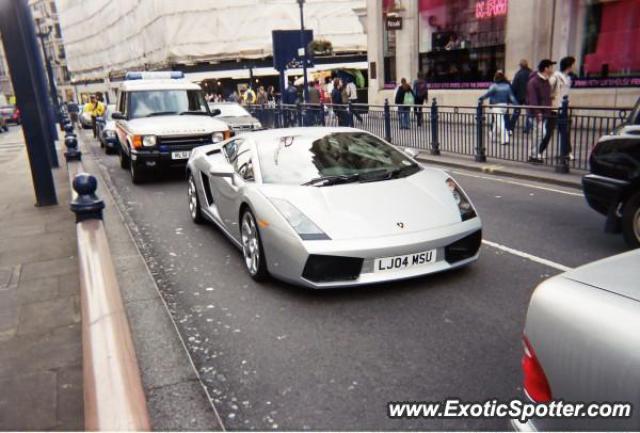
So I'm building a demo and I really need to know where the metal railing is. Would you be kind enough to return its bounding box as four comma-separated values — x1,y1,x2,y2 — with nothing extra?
246,98,633,173
62,118,151,431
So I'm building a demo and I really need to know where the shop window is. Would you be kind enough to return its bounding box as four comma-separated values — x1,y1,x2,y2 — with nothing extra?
581,0,640,78
418,0,507,88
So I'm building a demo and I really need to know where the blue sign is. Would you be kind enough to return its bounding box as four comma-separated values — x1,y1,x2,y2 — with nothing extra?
272,30,314,72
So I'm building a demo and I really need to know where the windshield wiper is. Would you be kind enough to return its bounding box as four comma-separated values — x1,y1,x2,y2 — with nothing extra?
302,174,362,186
359,165,421,183
179,111,209,116
145,111,177,117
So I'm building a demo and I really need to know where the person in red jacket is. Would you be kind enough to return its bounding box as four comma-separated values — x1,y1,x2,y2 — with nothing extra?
527,59,556,164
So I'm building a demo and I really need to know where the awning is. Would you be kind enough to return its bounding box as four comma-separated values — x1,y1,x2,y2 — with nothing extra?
185,61,368,83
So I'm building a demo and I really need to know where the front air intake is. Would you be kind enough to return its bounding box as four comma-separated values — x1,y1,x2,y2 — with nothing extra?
445,230,482,264
302,255,364,283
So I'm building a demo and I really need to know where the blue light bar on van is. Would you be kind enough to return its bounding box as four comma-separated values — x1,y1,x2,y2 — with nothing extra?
124,71,184,80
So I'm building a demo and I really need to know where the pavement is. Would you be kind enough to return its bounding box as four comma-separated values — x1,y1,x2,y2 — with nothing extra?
0,127,83,431
0,125,224,431
414,150,584,190
78,128,628,430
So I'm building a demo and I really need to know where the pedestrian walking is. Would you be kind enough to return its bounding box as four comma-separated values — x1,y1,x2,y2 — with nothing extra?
527,59,556,164
243,86,257,106
85,94,105,139
66,99,79,127
283,79,299,126
395,78,414,130
550,56,576,160
413,71,428,127
256,86,268,105
331,78,347,126
510,59,532,132
479,70,518,145
345,76,362,123
308,80,321,125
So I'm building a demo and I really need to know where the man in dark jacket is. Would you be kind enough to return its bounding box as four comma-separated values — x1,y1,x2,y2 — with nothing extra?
509,59,531,131
527,59,556,163
283,79,298,126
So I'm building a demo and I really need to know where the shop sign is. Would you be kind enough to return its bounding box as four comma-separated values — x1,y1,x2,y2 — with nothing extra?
386,15,403,31
475,0,508,19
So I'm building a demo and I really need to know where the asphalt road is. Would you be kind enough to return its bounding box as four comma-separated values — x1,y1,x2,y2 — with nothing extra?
82,130,627,430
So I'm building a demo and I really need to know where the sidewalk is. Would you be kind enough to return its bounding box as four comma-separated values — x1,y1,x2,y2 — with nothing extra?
415,149,584,190
0,127,83,430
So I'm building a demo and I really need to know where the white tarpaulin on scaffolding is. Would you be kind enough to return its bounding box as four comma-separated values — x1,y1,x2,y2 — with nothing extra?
57,0,367,82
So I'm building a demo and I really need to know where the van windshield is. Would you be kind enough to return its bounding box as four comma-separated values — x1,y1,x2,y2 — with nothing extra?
129,89,208,118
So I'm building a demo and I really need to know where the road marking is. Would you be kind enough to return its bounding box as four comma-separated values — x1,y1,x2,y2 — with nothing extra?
450,170,584,197
482,239,572,272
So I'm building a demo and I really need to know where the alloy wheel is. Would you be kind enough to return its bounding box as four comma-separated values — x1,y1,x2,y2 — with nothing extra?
241,212,260,275
188,177,198,219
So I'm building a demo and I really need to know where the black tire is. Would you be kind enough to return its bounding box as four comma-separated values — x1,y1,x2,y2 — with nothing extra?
240,209,268,281
105,145,115,155
119,146,130,169
129,160,145,184
622,191,640,249
187,173,205,224
2,125,7,132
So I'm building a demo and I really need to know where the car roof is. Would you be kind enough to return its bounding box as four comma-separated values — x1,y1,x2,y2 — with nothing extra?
119,79,202,92
562,249,640,302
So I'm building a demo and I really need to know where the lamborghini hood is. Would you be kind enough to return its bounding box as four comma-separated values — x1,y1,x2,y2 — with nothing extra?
260,169,466,240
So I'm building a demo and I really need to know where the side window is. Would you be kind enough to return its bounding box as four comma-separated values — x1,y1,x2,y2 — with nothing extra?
235,148,254,181
118,91,128,116
223,139,241,163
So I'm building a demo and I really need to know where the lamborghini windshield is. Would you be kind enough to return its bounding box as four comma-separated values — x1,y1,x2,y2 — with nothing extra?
257,132,421,185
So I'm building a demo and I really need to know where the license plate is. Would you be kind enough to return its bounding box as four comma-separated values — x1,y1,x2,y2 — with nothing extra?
374,249,436,273
171,151,190,160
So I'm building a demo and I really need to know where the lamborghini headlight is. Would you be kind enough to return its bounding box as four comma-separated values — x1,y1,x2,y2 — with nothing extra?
212,132,225,143
446,178,477,221
270,198,330,240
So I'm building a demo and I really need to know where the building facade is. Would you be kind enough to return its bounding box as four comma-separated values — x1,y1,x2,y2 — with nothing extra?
366,0,640,108
57,0,367,101
0,0,72,102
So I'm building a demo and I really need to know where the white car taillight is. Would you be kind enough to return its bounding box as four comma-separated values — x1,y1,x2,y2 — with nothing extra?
522,335,552,403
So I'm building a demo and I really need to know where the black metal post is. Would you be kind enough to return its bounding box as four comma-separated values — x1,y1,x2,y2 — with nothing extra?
555,95,570,174
297,0,309,103
0,0,57,205
384,98,391,143
348,101,354,127
475,99,487,162
430,98,440,155
296,102,303,127
320,101,326,126
70,173,104,223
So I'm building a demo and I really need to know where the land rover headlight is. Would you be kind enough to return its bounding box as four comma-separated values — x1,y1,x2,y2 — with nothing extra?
142,135,156,147
446,178,477,221
270,198,330,240
212,132,225,143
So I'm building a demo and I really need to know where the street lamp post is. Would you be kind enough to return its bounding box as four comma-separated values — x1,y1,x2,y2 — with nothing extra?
297,0,309,103
35,18,62,132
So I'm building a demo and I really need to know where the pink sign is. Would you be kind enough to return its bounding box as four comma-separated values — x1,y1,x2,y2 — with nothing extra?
475,0,508,19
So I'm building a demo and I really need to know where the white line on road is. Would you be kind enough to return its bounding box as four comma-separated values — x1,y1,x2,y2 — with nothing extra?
450,170,584,197
482,239,572,272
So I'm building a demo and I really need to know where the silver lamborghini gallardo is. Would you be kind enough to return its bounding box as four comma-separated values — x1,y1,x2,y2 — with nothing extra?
186,127,482,288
